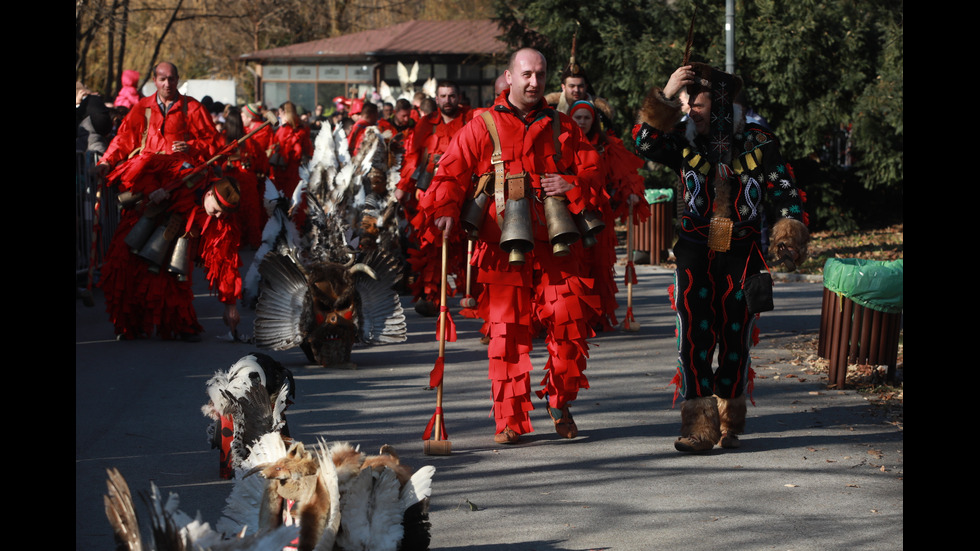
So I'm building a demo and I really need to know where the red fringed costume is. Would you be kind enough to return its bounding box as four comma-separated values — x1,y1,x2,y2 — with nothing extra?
579,115,650,332
426,90,602,436
400,105,475,309
268,123,311,198
101,157,243,340
220,133,269,249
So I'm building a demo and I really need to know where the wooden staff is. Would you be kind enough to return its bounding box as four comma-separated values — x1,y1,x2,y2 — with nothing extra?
623,202,640,331
424,231,452,455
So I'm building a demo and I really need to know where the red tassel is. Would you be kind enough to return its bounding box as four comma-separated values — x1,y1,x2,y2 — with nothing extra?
422,406,449,440
669,370,682,408
625,261,638,286
437,305,457,342
625,306,635,322
428,357,444,389
746,367,757,406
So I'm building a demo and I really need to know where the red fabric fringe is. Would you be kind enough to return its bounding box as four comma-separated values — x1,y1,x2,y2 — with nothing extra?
437,306,457,342
422,406,449,440
625,261,638,286
428,357,445,390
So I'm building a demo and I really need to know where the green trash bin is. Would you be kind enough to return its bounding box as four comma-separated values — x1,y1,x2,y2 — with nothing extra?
633,188,675,264
819,259,903,387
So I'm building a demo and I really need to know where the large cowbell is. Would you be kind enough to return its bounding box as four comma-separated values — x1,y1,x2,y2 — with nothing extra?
137,226,172,273
124,214,158,253
460,191,489,240
499,197,534,265
167,235,193,281
574,209,606,248
544,195,580,256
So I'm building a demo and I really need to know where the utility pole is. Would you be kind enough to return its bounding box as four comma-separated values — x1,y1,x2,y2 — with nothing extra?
726,0,736,73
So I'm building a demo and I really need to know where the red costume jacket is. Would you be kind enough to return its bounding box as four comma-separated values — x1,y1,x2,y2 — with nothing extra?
221,133,270,248
269,123,309,198
398,106,473,196
102,93,218,171
427,92,600,248
246,120,274,157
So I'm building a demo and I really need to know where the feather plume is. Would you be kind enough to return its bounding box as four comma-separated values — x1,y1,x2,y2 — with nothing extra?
216,432,288,536
683,6,698,66
104,467,142,551
335,467,374,550
353,248,407,345
104,466,299,550
366,468,405,551
253,252,311,351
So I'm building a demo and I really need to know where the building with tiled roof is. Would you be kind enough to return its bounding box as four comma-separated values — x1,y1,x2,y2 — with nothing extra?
240,19,510,112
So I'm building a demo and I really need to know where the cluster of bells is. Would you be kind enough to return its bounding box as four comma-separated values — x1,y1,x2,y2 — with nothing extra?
122,194,194,281
461,187,605,265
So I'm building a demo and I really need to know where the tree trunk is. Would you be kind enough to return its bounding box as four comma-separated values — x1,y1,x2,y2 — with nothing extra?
142,0,185,90
114,0,131,100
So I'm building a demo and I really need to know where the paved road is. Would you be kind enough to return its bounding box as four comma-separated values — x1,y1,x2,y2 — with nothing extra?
76,252,903,550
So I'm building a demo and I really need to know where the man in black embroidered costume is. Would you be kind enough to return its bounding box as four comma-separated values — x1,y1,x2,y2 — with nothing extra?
633,63,810,453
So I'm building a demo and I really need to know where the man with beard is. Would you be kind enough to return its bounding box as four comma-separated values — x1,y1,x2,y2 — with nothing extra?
397,80,474,317
424,49,602,444
633,63,809,453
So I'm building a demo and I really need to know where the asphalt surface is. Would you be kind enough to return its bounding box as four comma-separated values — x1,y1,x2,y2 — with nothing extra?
76,249,903,551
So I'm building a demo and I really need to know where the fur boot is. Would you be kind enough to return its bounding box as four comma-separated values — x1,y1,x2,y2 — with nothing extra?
674,396,721,453
716,394,747,449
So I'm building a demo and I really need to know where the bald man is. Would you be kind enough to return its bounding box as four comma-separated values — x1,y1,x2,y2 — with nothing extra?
423,48,603,444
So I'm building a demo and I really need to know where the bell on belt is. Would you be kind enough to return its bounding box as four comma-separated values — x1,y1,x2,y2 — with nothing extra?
116,191,143,210
137,226,171,273
499,197,534,265
574,209,606,249
167,235,192,281
544,195,580,257
124,214,157,253
460,191,489,240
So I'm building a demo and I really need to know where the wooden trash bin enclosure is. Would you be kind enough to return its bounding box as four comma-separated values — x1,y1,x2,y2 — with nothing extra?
818,259,903,388
631,188,674,264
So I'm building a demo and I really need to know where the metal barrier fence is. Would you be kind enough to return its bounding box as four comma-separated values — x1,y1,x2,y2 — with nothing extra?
75,150,120,288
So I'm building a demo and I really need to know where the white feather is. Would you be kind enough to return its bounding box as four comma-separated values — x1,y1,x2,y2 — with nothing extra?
422,77,437,99
396,62,410,92
216,432,288,536
312,439,342,551
398,465,435,513
336,467,374,550
366,468,405,551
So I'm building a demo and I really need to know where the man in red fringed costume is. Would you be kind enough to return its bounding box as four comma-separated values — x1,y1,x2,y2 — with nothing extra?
100,168,244,342
397,80,474,317
95,62,241,342
568,100,650,332
427,48,602,445
220,105,269,250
